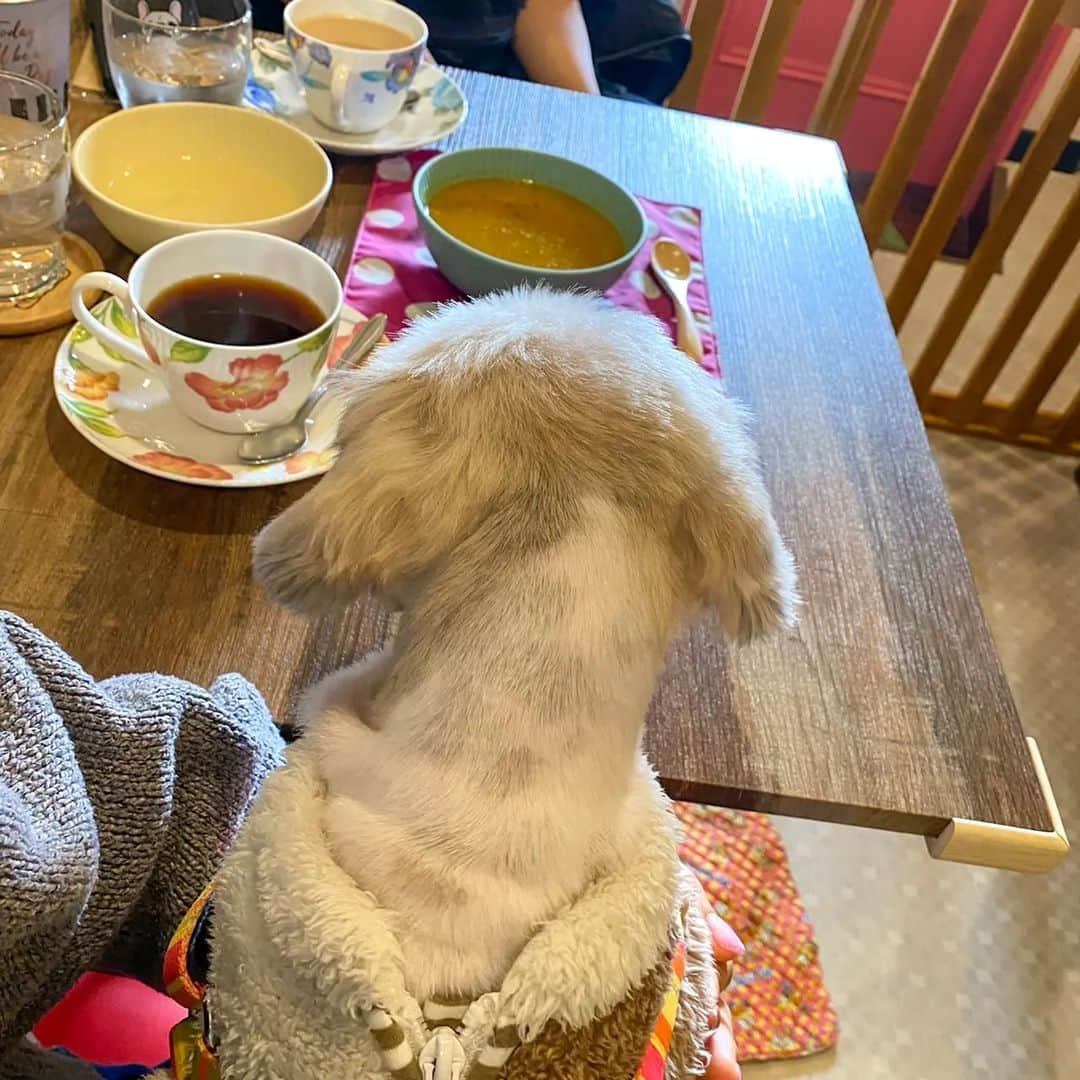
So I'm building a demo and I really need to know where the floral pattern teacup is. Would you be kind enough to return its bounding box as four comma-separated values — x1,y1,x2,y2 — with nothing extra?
71,230,343,435
283,0,428,134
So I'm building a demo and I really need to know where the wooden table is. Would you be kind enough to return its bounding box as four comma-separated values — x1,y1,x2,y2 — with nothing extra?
2,72,1065,872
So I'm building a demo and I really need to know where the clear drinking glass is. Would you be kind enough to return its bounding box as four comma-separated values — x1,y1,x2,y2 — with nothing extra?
104,0,253,108
0,72,70,302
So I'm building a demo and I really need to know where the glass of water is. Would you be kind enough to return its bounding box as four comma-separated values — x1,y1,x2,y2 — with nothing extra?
104,0,252,109
0,72,70,302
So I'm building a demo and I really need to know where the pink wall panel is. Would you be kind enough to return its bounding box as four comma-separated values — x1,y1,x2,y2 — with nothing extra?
696,0,1067,213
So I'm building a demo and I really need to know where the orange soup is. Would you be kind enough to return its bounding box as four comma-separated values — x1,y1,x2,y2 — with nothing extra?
428,178,625,270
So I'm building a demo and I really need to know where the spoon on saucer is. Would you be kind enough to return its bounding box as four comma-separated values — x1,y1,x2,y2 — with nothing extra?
237,313,387,465
650,238,704,366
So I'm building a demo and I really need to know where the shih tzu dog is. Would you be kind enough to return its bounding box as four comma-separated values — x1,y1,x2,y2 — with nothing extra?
204,287,796,1080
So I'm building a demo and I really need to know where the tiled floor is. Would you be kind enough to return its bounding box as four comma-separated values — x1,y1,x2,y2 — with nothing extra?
745,435,1079,1079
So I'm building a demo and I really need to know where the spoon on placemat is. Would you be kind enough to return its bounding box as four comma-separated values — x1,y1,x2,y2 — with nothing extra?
237,313,387,465
650,238,704,366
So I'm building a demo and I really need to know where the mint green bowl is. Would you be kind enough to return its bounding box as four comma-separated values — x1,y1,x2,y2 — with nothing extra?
413,147,647,296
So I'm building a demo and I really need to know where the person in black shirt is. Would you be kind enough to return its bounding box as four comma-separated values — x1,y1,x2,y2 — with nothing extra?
250,0,691,104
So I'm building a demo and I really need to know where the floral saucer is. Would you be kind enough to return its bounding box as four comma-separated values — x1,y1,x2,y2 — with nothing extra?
244,41,467,157
53,301,377,488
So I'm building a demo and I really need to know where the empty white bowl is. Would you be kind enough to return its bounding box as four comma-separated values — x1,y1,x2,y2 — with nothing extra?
73,103,332,253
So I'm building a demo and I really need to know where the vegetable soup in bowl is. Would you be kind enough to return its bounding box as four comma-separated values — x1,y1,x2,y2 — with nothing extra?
413,147,646,296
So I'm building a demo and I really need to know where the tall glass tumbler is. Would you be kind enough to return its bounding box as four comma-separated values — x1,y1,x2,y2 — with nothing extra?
0,71,69,302
104,0,253,108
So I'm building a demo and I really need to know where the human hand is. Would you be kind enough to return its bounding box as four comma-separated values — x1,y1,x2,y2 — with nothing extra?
691,875,743,1080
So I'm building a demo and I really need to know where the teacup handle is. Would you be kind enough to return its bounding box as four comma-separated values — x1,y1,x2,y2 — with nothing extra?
330,64,351,131
71,272,154,372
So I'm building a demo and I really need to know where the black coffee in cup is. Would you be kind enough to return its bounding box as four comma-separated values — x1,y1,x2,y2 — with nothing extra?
147,274,325,346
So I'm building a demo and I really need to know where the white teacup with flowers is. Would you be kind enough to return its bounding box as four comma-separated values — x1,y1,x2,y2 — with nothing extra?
71,230,343,435
284,0,428,134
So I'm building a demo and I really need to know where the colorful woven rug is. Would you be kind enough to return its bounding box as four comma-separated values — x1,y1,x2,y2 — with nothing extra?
676,803,838,1062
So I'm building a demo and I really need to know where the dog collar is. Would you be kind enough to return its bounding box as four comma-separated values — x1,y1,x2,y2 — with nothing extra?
163,883,218,1080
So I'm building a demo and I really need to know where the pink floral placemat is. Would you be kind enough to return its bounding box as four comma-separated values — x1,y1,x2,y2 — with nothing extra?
345,150,720,377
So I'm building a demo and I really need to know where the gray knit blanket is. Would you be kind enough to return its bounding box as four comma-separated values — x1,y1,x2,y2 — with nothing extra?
0,612,285,1079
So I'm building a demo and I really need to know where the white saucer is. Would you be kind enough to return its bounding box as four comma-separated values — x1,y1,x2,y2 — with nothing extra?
53,300,376,488
245,42,467,157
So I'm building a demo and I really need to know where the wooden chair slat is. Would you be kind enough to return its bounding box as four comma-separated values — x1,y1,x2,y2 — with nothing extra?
809,0,895,138
1055,391,1080,448
886,0,1065,329
860,0,988,250
909,54,1080,400
732,0,805,124
951,181,1080,423
1001,292,1080,437
669,0,730,112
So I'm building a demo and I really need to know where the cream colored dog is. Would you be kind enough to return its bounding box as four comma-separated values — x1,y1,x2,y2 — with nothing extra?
250,287,796,1036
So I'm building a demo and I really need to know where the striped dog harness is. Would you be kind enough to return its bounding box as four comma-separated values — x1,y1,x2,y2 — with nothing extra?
164,886,686,1080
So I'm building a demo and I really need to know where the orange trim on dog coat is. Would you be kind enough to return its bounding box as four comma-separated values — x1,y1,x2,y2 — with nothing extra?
164,883,218,1080
634,939,687,1080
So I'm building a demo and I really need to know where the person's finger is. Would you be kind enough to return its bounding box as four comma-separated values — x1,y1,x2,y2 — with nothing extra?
713,1001,734,1036
704,1005,740,1080
688,873,746,965
705,911,745,965
685,873,741,1078
690,872,710,908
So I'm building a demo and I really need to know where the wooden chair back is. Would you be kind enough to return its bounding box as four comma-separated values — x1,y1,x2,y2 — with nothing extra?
670,1,1079,456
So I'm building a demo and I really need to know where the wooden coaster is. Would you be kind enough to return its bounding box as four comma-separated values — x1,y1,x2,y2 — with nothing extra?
0,233,106,338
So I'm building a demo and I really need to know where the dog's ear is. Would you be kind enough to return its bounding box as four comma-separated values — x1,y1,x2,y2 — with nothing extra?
252,476,374,615
673,399,798,643
253,369,482,614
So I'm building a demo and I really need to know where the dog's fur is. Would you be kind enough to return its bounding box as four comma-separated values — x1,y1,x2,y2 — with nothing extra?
253,287,796,1005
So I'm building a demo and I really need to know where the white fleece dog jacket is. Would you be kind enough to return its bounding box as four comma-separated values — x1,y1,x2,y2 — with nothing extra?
203,748,714,1079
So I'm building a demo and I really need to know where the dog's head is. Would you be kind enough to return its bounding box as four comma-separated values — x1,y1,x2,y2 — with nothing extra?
254,288,796,643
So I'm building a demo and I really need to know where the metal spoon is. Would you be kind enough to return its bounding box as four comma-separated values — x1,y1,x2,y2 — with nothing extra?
650,238,704,366
237,314,387,465
254,37,292,65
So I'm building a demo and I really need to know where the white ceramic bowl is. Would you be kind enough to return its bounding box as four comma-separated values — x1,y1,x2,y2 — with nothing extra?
73,103,332,253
